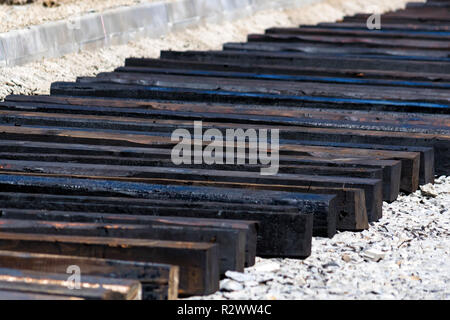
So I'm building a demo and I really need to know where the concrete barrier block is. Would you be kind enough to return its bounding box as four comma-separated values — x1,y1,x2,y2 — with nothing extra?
277,0,300,9
74,13,106,51
168,0,198,24
102,10,129,37
139,3,171,37
0,0,322,67
1,28,52,66
221,0,253,20
221,0,250,12
40,21,78,58
1,31,20,66
104,2,171,44
279,0,318,9
102,9,134,47
194,0,223,18
193,0,226,24
167,0,202,30
0,38,7,67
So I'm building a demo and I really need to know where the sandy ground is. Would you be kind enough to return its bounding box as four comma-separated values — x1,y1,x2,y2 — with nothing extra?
0,0,420,100
0,0,178,33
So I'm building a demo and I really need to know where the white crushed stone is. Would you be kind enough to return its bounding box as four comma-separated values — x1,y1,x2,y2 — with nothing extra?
0,0,419,100
190,176,450,300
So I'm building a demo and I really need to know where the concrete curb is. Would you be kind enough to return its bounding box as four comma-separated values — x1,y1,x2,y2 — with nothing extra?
0,0,321,67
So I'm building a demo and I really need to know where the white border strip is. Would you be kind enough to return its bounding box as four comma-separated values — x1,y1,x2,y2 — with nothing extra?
0,0,321,67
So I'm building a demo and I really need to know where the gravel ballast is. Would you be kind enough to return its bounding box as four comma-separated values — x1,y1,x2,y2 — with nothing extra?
190,177,450,300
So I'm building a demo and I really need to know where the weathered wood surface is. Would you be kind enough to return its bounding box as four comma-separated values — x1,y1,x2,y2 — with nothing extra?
344,13,450,22
0,176,352,234
245,33,450,50
0,191,298,216
2,171,330,238
4,95,447,157
0,118,423,194
0,135,404,197
0,153,396,217
75,72,450,104
0,149,374,221
0,210,258,267
0,290,82,300
278,143,419,194
0,175,365,232
0,267,142,300
0,102,441,173
343,7,450,23
343,15,450,25
0,120,398,220
0,125,417,197
0,174,315,258
223,42,450,61
0,218,246,275
4,106,431,193
0,105,438,187
0,147,383,182
49,82,450,115
159,51,450,75
312,22,450,32
407,1,450,8
0,250,178,300
124,57,450,82
1,166,338,237
0,148,368,228
3,105,444,145
0,231,219,296
0,94,440,229
345,7,450,22
0,181,365,232
0,158,376,227
115,65,450,90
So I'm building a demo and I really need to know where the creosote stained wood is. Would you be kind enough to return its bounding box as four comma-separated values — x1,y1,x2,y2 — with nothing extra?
0,210,258,267
75,72,450,104
0,250,178,300
0,218,246,275
0,123,419,194
0,106,432,191
0,231,219,296
124,57,450,82
49,81,450,116
0,290,82,300
6,94,449,135
159,50,450,75
0,267,142,300
0,174,315,258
